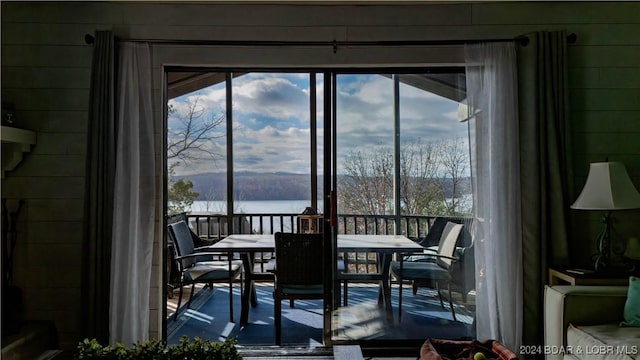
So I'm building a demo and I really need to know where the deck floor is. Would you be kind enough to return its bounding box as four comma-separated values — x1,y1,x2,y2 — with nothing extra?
166,280,475,351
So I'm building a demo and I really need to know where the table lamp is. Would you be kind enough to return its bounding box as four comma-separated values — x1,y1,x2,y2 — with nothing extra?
571,162,640,271
626,237,640,260
625,237,640,273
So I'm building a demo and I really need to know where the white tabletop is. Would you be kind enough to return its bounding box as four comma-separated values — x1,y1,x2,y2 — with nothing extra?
209,233,424,253
211,233,421,326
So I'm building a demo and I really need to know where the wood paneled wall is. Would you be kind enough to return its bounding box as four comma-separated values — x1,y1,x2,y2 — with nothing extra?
1,1,639,350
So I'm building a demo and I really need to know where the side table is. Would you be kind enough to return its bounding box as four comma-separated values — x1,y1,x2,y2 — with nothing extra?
548,267,630,286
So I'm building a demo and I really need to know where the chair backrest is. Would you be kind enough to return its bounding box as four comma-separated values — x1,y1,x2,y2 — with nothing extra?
418,217,449,247
274,232,324,286
168,220,196,268
419,217,472,247
436,221,463,269
167,212,188,226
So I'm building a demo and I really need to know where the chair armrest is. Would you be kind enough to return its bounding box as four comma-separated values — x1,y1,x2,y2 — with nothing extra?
192,247,239,261
425,253,459,262
175,251,227,261
544,285,628,360
405,247,467,262
174,253,202,263
193,245,221,252
404,253,460,265
404,248,437,261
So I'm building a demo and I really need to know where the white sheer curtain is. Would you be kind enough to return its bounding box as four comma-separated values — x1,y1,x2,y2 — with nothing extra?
109,42,156,346
465,42,522,351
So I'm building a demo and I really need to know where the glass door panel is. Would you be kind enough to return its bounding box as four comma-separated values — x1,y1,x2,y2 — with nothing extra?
165,71,231,341
166,72,228,238
329,70,475,343
331,73,396,342
231,72,314,233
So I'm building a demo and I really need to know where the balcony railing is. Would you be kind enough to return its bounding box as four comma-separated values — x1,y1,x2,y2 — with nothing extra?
181,212,472,274
185,212,471,240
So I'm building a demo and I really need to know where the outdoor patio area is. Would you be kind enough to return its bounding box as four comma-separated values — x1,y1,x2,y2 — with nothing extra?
167,282,476,347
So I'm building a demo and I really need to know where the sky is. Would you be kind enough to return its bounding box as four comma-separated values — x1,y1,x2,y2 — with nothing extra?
168,72,468,176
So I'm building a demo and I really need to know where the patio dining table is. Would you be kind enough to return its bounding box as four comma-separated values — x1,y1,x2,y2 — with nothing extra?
207,233,423,326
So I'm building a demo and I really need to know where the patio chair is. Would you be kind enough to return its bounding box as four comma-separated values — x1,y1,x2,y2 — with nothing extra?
273,232,324,345
166,213,222,295
168,220,243,322
410,217,475,302
391,221,464,322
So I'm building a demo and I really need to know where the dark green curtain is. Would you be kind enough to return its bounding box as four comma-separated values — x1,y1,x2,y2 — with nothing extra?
81,30,115,343
518,31,574,347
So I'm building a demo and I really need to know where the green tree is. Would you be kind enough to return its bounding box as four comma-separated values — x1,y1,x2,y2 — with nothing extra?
168,175,200,215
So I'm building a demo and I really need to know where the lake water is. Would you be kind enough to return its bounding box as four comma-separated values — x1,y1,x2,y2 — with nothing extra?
189,197,470,234
189,200,322,234
190,200,322,214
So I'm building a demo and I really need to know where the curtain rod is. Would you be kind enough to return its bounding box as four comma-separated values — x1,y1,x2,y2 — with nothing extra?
84,33,577,50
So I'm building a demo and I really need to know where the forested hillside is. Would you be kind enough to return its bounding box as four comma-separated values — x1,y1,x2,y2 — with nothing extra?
177,172,470,203
180,172,317,200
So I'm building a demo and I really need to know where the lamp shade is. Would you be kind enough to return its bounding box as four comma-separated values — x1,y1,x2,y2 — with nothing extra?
571,162,640,210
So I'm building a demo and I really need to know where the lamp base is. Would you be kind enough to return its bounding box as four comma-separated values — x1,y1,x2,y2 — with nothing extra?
593,254,609,272
592,212,612,273
624,259,640,276
591,252,639,274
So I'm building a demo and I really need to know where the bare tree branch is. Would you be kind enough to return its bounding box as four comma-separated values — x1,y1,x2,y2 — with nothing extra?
436,137,471,215
167,95,225,166
339,138,471,218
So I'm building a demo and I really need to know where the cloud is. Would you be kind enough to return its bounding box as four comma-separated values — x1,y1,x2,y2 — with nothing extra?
169,72,466,176
232,125,315,174
233,75,310,122
334,75,464,160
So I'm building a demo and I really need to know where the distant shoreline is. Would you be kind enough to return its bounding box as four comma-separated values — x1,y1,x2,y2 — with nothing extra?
190,199,321,214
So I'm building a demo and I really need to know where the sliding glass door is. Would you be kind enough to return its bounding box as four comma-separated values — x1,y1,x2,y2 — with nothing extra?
328,70,474,345
164,68,474,347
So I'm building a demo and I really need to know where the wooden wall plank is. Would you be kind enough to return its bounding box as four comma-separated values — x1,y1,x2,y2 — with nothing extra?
14,155,86,178
120,3,471,27
2,89,89,111
1,175,85,196
569,46,640,67
1,23,104,46
574,133,640,155
25,244,82,268
11,110,88,134
26,133,86,156
472,2,640,25
23,199,84,222
2,67,91,89
1,45,92,67
571,89,640,111
25,221,84,244
128,24,348,42
1,2,123,24
28,288,81,310
570,67,640,89
573,110,640,132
